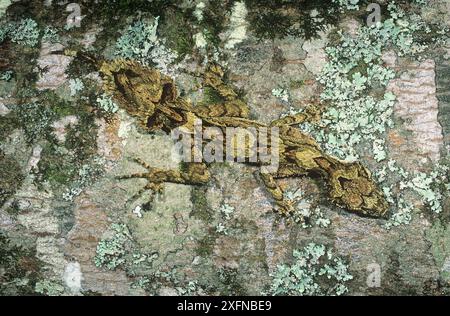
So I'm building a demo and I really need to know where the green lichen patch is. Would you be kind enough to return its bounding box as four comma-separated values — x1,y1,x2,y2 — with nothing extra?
304,1,447,162
94,223,134,270
376,159,449,228
34,280,65,296
283,188,331,228
0,18,40,47
95,223,194,295
114,17,178,75
267,243,353,296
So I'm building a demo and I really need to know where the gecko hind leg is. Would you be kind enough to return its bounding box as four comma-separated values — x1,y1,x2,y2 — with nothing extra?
117,158,211,203
116,158,166,204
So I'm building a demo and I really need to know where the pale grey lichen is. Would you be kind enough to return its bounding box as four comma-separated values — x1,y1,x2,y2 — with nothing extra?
0,0,11,19
224,1,248,50
16,101,53,143
96,93,119,114
215,203,235,235
62,157,105,201
0,70,13,81
35,280,65,296
176,281,200,296
42,26,60,44
193,2,206,22
94,222,160,283
7,18,40,47
114,17,178,75
68,78,84,97
220,203,235,221
303,1,446,162
330,0,360,13
94,223,133,270
268,243,353,296
284,189,331,228
0,18,55,48
194,32,208,49
377,159,450,229
132,267,195,295
215,222,229,235
272,87,290,104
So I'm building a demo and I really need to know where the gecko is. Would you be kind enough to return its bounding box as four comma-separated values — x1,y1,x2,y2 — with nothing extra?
66,50,389,223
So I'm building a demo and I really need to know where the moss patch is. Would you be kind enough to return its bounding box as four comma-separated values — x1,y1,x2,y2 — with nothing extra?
0,151,24,207
0,230,42,295
194,230,218,258
190,186,214,222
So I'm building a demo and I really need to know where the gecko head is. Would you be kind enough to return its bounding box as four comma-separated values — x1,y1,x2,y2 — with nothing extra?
328,162,389,218
100,59,178,131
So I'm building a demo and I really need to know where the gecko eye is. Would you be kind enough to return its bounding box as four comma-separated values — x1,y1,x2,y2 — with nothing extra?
337,176,353,189
124,69,140,78
160,83,176,103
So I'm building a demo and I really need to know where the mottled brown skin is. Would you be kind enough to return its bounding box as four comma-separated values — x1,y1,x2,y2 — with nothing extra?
95,57,388,222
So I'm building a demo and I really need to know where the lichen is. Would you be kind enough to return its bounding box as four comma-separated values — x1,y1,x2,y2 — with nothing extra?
42,26,60,44
1,18,40,47
61,157,105,201
94,221,161,290
302,1,447,162
131,267,199,295
378,159,449,228
114,17,178,75
68,78,84,97
224,1,248,50
267,243,353,296
0,0,11,19
35,280,65,296
272,87,290,104
331,0,360,12
96,93,118,114
283,189,331,228
215,203,235,235
15,101,54,144
94,223,133,270
0,70,13,81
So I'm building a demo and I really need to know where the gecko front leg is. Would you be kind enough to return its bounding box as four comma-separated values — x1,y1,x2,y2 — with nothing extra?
193,63,250,119
259,172,304,223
